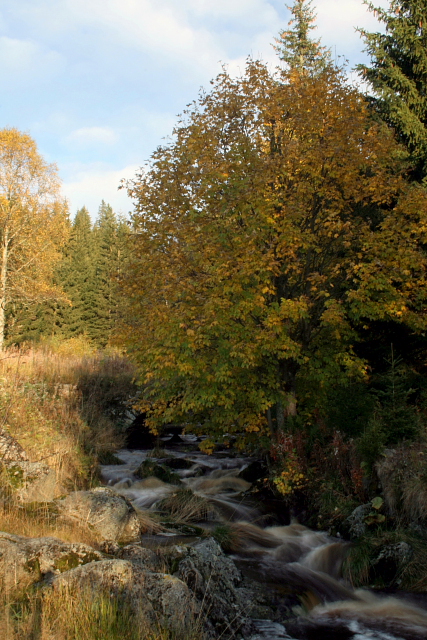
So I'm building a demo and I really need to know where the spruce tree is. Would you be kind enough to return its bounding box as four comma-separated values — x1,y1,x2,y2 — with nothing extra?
358,1,427,182
58,207,100,339
274,0,331,73
91,201,128,345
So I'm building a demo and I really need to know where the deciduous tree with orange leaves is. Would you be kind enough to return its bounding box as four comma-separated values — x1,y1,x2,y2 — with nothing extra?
120,58,427,450
0,128,69,350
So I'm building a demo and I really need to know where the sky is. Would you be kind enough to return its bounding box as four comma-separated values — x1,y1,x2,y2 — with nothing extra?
0,0,388,220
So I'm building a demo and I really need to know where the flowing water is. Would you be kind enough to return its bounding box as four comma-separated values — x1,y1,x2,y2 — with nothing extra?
100,437,427,640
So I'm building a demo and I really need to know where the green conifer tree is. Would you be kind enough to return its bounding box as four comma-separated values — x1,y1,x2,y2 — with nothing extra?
58,206,99,339
274,0,331,73
358,1,427,182
91,201,128,345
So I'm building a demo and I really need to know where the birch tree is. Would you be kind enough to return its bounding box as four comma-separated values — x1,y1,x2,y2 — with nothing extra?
0,128,69,350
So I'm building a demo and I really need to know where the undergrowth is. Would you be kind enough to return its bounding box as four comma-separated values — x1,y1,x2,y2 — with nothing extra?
344,529,427,591
0,345,136,490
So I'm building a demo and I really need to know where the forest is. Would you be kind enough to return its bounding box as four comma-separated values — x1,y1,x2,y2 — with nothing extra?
2,1,427,639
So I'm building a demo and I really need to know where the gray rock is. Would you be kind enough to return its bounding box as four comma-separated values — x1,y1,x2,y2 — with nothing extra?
176,537,255,639
1,459,59,503
0,426,28,461
56,487,141,543
374,541,413,567
346,503,373,538
100,540,162,571
248,620,292,639
0,531,102,588
53,559,196,635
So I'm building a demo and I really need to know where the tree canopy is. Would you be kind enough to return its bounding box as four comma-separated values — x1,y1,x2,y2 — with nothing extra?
0,128,69,350
120,58,427,449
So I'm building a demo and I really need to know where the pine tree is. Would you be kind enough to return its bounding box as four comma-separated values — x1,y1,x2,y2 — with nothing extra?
358,1,427,182
91,201,128,345
58,207,99,339
274,0,331,74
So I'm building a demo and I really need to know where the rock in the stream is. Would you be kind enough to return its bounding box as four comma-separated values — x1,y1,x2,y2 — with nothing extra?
53,559,196,635
0,532,102,588
176,537,255,639
56,487,141,543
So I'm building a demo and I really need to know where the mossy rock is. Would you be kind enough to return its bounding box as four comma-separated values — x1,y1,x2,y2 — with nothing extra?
2,464,25,489
161,457,194,470
161,521,205,536
25,557,42,580
135,459,181,485
54,550,100,573
98,451,125,465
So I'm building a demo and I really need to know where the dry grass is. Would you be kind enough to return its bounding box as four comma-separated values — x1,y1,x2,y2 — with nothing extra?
158,488,217,523
134,508,166,535
0,344,135,491
0,500,101,548
0,343,138,542
0,582,204,640
376,441,427,524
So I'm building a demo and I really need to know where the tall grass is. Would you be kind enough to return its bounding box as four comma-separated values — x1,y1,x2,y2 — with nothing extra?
0,582,203,640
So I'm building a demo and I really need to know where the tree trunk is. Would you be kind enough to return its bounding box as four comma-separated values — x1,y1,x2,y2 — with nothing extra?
0,226,9,352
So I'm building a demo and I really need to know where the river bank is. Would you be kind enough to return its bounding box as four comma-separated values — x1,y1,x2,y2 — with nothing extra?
1,347,427,639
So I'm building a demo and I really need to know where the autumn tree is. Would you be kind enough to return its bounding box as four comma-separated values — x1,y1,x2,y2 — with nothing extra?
358,0,427,182
120,57,427,447
0,129,69,351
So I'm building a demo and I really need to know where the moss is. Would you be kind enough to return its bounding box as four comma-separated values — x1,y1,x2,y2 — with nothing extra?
135,459,181,485
212,524,239,553
53,551,99,573
98,451,125,465
4,465,25,489
160,521,205,536
24,557,41,580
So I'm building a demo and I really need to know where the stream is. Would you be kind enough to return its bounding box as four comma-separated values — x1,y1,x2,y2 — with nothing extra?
100,434,427,640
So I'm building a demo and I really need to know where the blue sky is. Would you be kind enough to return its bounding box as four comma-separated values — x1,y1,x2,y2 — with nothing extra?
0,0,388,219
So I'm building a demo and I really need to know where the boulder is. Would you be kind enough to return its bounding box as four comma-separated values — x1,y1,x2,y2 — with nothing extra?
0,531,102,588
1,460,59,503
53,559,196,635
346,503,373,538
372,541,413,586
0,427,28,461
161,457,194,470
176,538,255,638
135,459,181,485
238,460,268,484
125,414,156,449
56,487,141,543
100,540,162,571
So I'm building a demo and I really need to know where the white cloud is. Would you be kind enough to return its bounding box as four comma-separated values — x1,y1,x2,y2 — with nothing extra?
65,126,118,147
316,0,388,55
62,163,139,217
6,0,280,81
0,36,64,85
